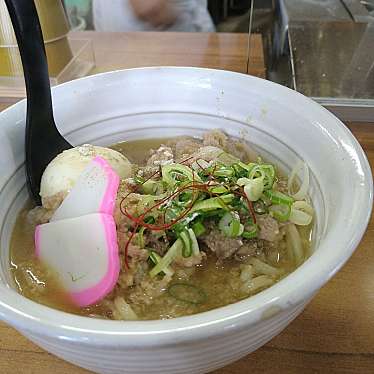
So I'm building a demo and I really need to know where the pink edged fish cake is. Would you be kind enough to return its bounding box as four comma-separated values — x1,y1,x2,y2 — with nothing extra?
35,156,121,307
35,214,119,307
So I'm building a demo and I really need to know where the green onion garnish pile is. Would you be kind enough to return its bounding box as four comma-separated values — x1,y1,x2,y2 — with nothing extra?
119,151,313,277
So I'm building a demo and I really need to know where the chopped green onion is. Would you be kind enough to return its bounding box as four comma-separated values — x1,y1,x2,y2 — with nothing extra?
244,163,275,190
269,204,291,222
242,220,258,239
253,200,268,215
150,239,183,278
237,177,251,186
188,228,200,256
260,164,275,189
142,180,162,195
144,216,156,224
263,189,294,205
162,164,202,187
137,226,146,248
136,195,159,213
243,178,264,202
238,174,265,201
219,158,253,174
242,230,257,239
178,191,193,204
190,194,234,214
238,161,253,172
232,163,249,178
148,250,158,264
247,164,265,179
213,166,234,178
167,283,207,305
219,212,244,237
208,185,230,194
134,176,145,184
219,212,232,234
148,250,174,277
164,206,185,233
192,221,206,237
231,219,244,237
179,230,192,257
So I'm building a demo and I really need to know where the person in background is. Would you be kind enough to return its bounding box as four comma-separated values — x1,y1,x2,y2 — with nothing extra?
93,0,215,32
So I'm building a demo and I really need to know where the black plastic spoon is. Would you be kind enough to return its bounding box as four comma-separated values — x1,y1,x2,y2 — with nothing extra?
5,0,72,205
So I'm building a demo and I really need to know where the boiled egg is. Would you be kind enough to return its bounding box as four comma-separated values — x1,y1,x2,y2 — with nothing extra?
40,144,131,207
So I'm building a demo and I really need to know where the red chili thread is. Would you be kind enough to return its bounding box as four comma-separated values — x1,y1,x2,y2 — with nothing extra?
195,159,206,171
179,156,194,165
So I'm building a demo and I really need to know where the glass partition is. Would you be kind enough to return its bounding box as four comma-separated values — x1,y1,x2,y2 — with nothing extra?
1,0,373,121
259,0,374,121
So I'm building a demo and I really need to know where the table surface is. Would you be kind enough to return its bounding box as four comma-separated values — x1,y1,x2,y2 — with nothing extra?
0,31,264,100
0,31,373,374
81,31,265,77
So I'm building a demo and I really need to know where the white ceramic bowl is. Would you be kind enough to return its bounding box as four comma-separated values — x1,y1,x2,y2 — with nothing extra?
0,68,372,374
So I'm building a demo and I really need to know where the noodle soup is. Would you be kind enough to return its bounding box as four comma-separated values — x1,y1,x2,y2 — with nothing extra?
10,131,313,320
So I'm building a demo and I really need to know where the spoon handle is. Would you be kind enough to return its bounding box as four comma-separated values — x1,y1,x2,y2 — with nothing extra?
5,0,72,204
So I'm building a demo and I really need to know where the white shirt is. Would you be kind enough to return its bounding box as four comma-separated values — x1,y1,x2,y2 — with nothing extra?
93,0,215,32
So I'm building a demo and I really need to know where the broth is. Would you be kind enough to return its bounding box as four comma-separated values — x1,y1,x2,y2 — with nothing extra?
9,136,312,320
